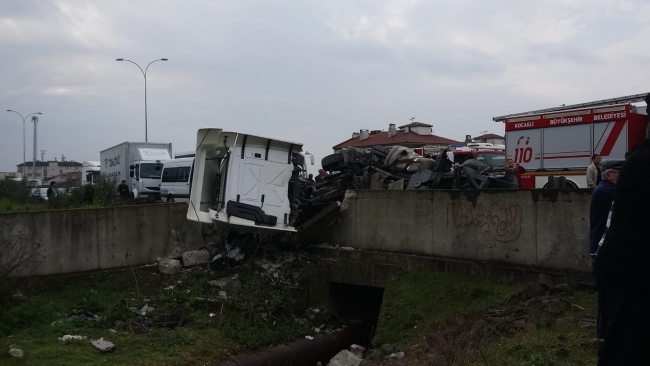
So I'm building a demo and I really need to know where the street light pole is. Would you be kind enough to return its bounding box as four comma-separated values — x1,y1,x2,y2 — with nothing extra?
116,58,168,142
6,110,42,177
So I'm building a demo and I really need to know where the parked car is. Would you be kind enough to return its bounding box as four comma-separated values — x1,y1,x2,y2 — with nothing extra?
31,187,48,202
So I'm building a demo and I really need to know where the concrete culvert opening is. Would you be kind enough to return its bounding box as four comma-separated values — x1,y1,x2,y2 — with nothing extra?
328,282,385,348
215,282,385,366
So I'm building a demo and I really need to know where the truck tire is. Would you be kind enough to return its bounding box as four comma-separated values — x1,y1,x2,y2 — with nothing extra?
167,194,175,203
321,153,344,171
462,159,488,172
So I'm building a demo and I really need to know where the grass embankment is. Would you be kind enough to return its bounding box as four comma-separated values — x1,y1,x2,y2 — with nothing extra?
0,256,329,366
0,198,46,213
368,271,598,366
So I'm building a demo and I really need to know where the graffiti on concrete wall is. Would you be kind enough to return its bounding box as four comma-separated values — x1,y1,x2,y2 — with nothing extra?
446,202,523,242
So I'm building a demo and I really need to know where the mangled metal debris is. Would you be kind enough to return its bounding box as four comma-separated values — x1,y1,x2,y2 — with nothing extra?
185,128,516,237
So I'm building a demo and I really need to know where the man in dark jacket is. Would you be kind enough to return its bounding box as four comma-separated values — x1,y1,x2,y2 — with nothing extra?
594,114,650,364
589,159,623,341
46,181,57,199
590,160,623,256
118,180,130,200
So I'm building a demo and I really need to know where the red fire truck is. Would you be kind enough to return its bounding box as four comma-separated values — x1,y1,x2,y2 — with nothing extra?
493,94,649,188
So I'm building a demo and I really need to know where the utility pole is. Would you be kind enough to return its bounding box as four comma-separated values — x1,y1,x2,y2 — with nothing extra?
32,116,38,180
116,58,169,142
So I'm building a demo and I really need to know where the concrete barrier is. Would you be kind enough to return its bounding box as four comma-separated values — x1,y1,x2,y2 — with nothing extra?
330,189,592,273
0,203,188,277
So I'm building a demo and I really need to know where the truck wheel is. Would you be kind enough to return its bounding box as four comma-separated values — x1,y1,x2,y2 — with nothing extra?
167,195,175,203
321,153,344,171
462,159,488,172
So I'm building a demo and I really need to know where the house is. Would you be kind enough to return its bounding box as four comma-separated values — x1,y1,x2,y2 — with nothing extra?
472,133,505,145
332,122,464,153
17,160,83,181
0,172,18,180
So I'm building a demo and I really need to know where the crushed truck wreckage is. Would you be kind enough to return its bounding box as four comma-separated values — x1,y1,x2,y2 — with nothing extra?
310,145,518,204
187,129,518,235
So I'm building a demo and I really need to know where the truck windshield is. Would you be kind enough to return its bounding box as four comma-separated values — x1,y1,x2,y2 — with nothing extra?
140,163,163,179
476,152,506,168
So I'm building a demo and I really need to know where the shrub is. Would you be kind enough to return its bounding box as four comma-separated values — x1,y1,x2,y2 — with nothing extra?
0,178,31,204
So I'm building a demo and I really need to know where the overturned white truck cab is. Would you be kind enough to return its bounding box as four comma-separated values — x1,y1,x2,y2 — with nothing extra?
186,129,311,233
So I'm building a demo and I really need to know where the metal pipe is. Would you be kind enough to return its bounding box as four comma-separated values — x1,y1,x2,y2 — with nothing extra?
215,324,369,366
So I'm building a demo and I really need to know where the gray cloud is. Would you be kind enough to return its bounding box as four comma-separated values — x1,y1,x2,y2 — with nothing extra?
1,0,649,172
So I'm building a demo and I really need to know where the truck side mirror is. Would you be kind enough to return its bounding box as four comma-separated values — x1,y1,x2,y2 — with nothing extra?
129,164,136,169
129,171,134,178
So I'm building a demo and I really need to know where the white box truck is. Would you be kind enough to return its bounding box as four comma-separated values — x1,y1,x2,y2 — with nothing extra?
100,142,172,200
82,161,101,185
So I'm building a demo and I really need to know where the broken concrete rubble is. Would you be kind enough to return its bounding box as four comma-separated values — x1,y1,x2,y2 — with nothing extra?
327,349,361,366
91,338,115,352
208,274,241,292
182,249,211,267
158,258,182,275
349,344,365,359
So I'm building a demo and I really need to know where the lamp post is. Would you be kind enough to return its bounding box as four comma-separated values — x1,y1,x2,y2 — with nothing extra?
116,58,168,142
6,110,42,178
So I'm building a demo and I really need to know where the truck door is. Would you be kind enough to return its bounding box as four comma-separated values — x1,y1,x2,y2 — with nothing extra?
543,124,591,169
506,129,541,170
593,121,628,159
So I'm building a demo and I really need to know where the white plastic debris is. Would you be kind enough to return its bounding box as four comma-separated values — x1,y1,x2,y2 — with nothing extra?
8,347,23,358
390,352,405,359
91,338,115,352
208,274,242,291
58,335,87,342
305,336,314,341
131,305,154,316
209,313,216,317
164,286,175,291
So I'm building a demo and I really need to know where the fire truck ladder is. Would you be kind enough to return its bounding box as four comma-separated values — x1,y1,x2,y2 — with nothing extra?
493,92,649,122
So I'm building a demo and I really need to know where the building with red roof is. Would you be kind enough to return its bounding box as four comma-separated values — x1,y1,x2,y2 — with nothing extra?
472,133,504,145
332,122,464,153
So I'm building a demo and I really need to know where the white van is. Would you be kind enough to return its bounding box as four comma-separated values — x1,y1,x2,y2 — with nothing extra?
160,158,194,202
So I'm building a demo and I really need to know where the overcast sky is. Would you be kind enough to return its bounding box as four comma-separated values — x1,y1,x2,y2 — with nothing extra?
1,0,649,172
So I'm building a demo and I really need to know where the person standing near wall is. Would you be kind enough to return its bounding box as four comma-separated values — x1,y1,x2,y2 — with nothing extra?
118,180,129,201
595,95,650,365
589,160,623,342
586,154,602,188
46,181,58,200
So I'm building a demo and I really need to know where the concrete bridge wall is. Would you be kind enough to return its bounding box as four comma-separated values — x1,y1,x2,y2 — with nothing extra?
0,203,188,277
329,189,592,273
